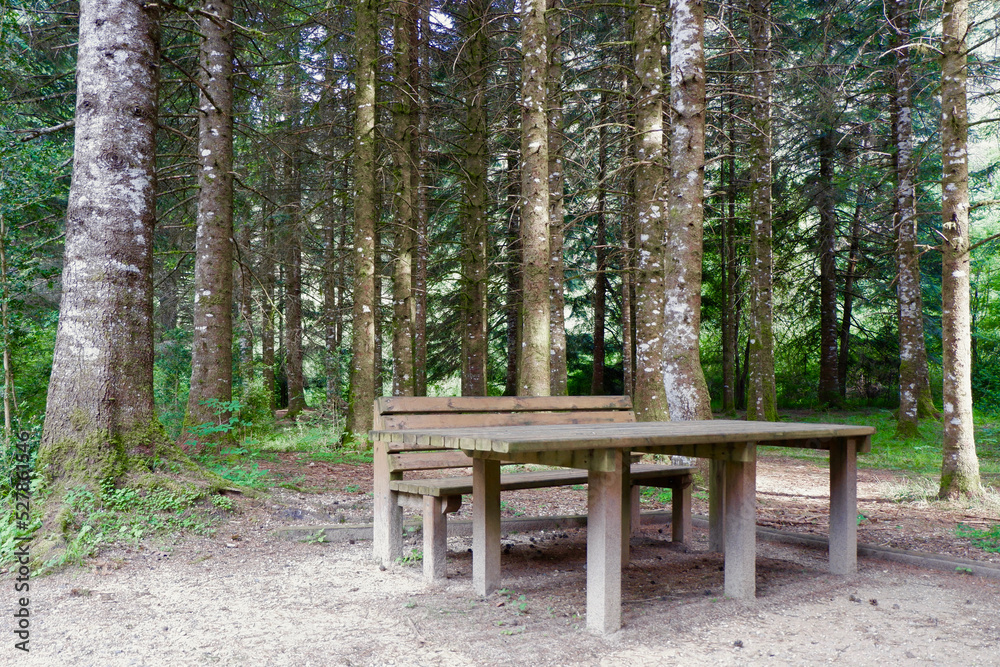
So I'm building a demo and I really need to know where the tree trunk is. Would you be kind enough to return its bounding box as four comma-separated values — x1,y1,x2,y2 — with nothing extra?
839,190,862,399
591,102,608,395
459,0,490,396
631,0,669,421
939,0,981,498
412,0,430,396
346,0,379,438
504,147,521,397
890,0,935,437
38,0,212,557
817,131,841,407
722,75,738,413
282,67,306,418
547,0,567,396
746,0,777,421
184,0,235,443
517,0,551,396
664,0,712,421
391,0,416,397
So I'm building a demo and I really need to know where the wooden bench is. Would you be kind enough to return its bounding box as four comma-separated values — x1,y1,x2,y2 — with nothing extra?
372,396,694,582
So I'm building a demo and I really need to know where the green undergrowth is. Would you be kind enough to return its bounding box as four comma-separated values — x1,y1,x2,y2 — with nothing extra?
190,410,371,492
2,477,235,572
761,410,1000,482
955,523,1000,553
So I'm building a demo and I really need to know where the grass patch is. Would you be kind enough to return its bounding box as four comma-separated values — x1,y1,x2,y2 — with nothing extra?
956,523,1000,553
763,410,1000,479
640,487,673,504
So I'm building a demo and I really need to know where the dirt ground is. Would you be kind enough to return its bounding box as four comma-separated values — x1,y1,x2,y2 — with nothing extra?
6,453,1000,666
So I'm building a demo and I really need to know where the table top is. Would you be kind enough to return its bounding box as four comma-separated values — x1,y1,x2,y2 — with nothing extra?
372,419,875,457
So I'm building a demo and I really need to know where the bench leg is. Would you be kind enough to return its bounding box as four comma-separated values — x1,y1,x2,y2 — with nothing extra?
423,496,448,582
629,486,641,537
622,463,633,567
829,437,858,575
671,475,692,544
373,441,403,566
587,449,623,634
473,458,501,595
723,446,756,600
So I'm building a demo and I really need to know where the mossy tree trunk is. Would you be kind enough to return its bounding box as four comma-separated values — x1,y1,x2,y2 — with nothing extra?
517,0,551,396
38,0,217,560
938,0,981,499
890,0,935,438
547,0,567,396
391,0,416,397
664,0,712,421
346,0,379,437
631,0,669,422
184,0,235,444
459,0,490,396
746,0,777,422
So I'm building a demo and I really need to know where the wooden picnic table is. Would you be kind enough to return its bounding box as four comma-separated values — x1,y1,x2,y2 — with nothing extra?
372,419,874,634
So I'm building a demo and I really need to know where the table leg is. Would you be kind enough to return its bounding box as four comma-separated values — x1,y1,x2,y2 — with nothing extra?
587,449,623,634
829,438,858,575
724,445,755,599
709,459,725,552
472,458,501,595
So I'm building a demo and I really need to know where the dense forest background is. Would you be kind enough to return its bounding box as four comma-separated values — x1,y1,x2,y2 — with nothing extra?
2,0,1000,454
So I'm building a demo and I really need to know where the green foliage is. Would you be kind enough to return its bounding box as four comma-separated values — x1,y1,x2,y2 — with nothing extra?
640,487,673,504
955,523,1000,553
19,480,230,569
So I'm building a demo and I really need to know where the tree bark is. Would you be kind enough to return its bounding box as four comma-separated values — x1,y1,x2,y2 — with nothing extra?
591,101,608,395
459,0,490,396
547,0,567,396
391,0,416,397
939,0,981,498
184,0,235,443
722,73,738,413
412,0,429,396
517,0,551,396
889,0,935,437
746,0,777,421
347,0,379,438
817,131,841,407
38,0,211,556
631,0,669,421
664,0,712,421
282,67,306,418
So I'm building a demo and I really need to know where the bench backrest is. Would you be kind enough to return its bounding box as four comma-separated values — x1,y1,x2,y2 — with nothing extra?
374,396,635,473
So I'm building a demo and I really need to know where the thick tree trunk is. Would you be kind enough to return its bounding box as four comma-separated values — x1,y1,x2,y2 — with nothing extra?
939,0,981,498
347,0,379,438
184,0,235,443
889,0,935,437
391,1,416,397
631,0,669,421
38,0,215,557
746,0,777,421
664,0,711,421
547,0,567,396
817,131,841,407
517,0,551,396
459,0,490,396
